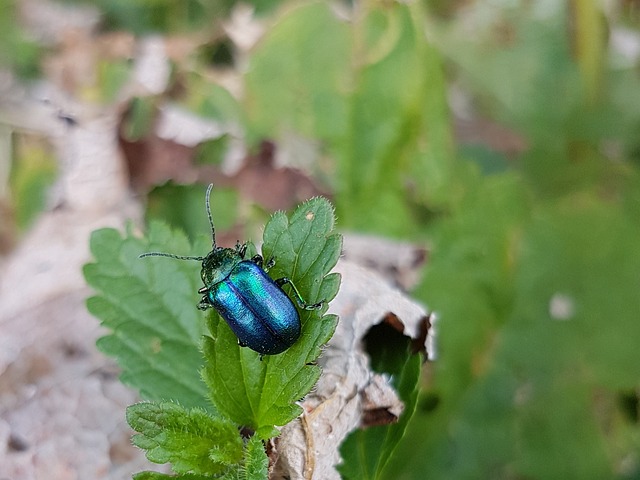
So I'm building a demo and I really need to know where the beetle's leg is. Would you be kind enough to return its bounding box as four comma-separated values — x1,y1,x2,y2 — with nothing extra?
275,277,324,310
251,254,264,267
197,287,213,310
197,297,212,310
236,241,248,258
250,254,276,271
264,257,276,271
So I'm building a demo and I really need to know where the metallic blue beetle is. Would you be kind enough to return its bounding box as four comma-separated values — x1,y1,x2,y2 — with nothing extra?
140,184,322,355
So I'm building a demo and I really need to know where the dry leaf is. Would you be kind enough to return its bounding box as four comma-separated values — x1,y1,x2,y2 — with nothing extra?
0,99,161,478
272,260,432,480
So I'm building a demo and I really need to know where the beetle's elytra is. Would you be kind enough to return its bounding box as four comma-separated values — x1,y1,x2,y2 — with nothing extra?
139,184,323,355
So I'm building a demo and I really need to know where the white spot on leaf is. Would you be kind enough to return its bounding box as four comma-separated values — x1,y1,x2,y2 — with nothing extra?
549,293,575,320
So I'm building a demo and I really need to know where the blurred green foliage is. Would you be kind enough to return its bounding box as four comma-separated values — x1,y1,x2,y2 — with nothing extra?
64,0,285,34
64,0,218,34
239,1,640,477
0,0,42,77
245,1,455,235
146,183,238,242
10,138,57,231
98,58,134,103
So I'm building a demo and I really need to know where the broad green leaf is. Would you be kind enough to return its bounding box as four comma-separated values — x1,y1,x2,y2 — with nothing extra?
84,222,211,408
245,2,350,144
202,197,341,439
338,323,423,480
339,2,454,228
127,402,243,475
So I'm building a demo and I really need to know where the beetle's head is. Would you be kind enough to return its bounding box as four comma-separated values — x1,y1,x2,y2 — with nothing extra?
200,247,242,287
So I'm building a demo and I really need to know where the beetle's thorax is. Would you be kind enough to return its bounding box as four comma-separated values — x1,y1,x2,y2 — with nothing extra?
200,247,242,287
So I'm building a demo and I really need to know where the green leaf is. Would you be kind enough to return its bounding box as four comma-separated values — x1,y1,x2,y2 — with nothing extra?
338,323,423,480
208,437,267,480
146,183,238,242
98,58,132,103
185,78,244,126
9,138,57,231
121,96,156,142
202,197,342,439
0,0,42,78
89,0,222,35
245,2,350,143
127,401,266,478
133,472,211,480
127,402,243,475
339,3,454,227
83,223,211,408
244,2,455,235
243,435,269,480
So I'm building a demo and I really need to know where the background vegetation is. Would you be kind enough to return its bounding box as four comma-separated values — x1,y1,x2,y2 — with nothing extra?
3,0,640,478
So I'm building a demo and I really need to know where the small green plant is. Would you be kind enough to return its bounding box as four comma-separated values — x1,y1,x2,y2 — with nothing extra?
83,194,341,478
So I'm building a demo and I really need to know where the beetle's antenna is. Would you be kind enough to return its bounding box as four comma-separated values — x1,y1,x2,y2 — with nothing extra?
139,252,204,261
205,183,216,247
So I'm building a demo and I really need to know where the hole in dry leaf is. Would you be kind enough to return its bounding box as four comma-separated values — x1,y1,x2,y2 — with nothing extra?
363,317,412,376
411,313,432,356
361,407,400,428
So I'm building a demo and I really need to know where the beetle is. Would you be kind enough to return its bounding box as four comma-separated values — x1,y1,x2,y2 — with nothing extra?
139,184,323,355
